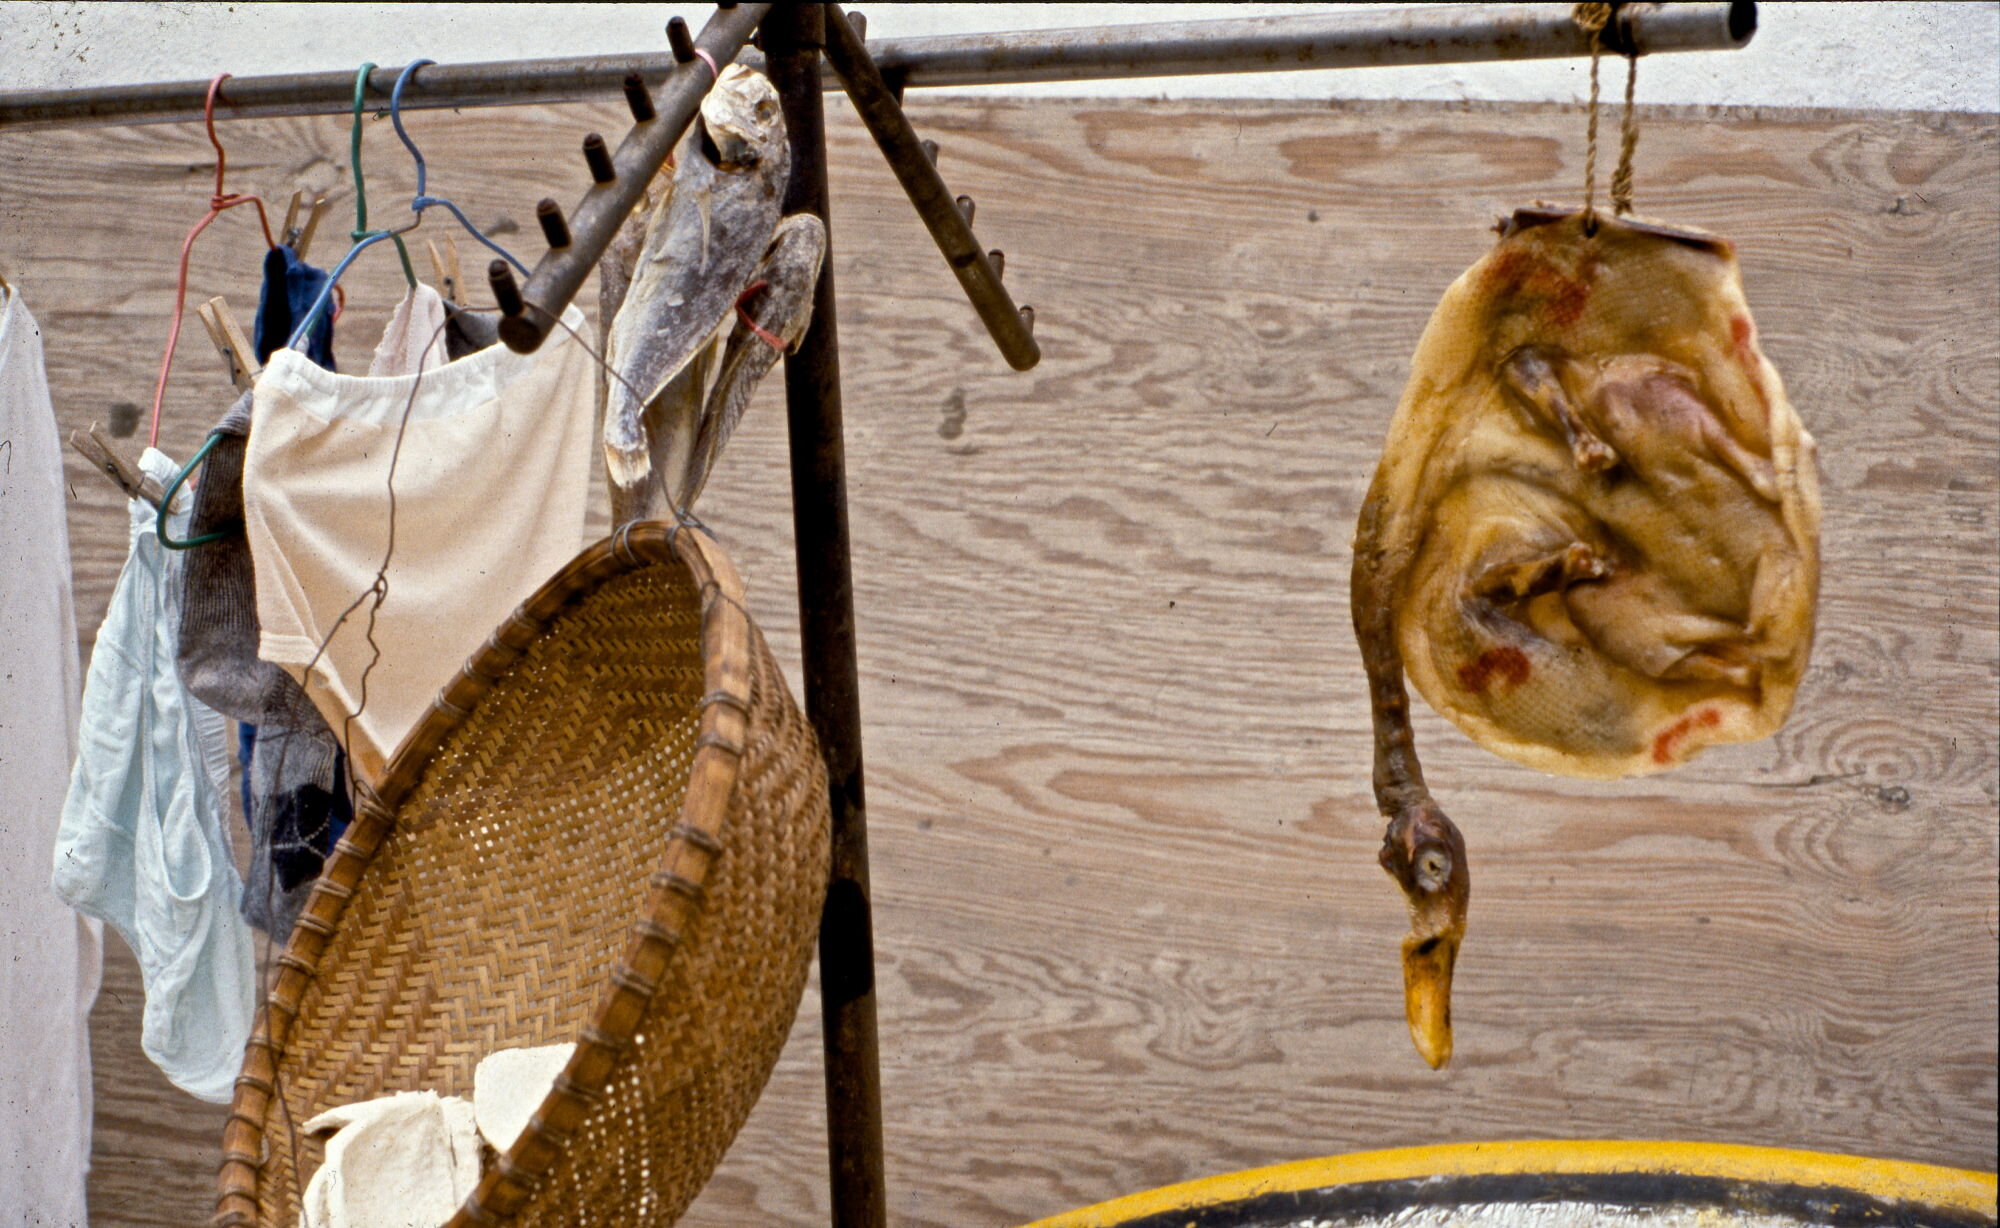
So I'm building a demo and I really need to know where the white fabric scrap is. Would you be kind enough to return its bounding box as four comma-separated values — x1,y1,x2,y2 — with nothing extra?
294,1042,575,1226
300,1090,481,1228
472,1041,576,1155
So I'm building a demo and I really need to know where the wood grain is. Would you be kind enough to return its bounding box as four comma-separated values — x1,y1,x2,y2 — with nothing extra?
1,96,1992,1227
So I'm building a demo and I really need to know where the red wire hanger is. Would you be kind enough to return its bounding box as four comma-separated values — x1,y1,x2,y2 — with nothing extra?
147,73,277,449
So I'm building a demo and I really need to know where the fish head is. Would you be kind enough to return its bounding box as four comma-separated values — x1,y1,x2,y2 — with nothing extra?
697,64,785,172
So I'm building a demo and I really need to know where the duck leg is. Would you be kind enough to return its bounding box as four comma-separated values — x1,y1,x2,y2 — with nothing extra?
1352,489,1470,1070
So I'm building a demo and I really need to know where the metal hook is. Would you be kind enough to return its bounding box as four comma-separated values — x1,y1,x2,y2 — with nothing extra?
145,73,281,448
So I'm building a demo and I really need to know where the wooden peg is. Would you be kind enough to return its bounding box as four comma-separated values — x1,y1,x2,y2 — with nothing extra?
667,16,697,63
426,234,463,304
195,295,260,392
489,259,523,318
295,196,329,263
69,423,164,507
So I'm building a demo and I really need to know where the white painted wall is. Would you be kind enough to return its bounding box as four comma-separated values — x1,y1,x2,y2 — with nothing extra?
2,2,1996,113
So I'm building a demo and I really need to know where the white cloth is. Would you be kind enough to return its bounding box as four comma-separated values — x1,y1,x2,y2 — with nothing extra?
243,304,596,783
297,1043,574,1227
0,286,102,1225
471,1041,575,1155
52,447,255,1105
368,282,451,378
300,1091,481,1228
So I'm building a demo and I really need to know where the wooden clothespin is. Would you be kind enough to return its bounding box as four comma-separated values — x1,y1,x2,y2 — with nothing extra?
295,196,329,263
426,234,462,305
195,295,260,393
279,191,329,262
69,423,165,507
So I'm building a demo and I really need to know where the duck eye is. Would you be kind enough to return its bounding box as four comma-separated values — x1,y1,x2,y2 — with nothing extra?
1416,849,1451,892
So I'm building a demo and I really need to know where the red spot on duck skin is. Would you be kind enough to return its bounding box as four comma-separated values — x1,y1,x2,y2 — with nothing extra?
1652,707,1722,764
1482,250,1595,327
1458,646,1532,695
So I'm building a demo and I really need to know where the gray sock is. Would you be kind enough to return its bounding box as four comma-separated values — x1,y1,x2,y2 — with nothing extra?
175,391,346,940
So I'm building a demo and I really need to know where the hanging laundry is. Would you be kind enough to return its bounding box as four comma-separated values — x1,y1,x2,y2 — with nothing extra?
368,280,450,377
52,447,255,1105
253,242,336,369
0,285,102,1225
175,392,350,941
243,304,597,784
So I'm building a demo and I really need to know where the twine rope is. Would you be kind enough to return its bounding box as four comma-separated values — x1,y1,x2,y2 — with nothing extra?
1612,37,1640,216
1572,3,1641,230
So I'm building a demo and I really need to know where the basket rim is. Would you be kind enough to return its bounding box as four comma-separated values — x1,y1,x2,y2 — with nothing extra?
215,520,759,1228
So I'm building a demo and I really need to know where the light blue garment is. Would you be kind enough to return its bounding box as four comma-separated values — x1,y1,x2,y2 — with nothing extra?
52,447,255,1104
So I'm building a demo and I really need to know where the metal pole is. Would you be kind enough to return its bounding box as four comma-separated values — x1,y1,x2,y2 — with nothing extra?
820,3,1039,372
497,3,768,353
806,1,1755,87
764,8,888,1228
0,4,1756,131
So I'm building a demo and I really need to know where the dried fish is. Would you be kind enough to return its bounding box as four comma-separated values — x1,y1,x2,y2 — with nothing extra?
596,161,675,423
678,213,826,509
603,63,788,520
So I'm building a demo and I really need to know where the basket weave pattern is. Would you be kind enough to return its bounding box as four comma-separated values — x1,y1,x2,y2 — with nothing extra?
215,525,830,1226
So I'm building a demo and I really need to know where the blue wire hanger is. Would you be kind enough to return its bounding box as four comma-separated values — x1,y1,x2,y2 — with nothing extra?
287,59,526,351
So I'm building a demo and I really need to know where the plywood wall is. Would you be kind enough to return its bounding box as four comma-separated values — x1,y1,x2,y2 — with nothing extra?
1,94,1993,1226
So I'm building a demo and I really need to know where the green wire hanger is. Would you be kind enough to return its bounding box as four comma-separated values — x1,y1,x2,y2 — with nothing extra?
155,431,227,548
350,62,419,287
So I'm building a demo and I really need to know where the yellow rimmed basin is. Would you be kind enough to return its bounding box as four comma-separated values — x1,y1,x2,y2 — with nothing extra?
1021,1140,1997,1228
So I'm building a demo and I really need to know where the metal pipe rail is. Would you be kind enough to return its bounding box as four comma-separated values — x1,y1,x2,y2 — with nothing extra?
0,3,1756,132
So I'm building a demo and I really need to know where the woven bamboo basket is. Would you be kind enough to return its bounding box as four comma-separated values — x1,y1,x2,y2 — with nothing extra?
214,521,831,1227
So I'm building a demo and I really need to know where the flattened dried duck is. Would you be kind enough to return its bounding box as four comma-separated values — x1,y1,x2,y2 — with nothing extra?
1352,207,1821,1067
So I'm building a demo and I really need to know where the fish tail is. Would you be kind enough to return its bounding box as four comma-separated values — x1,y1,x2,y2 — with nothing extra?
603,396,654,489
604,438,653,489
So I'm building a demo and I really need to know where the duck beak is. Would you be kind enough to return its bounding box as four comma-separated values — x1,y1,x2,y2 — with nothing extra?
1401,927,1460,1069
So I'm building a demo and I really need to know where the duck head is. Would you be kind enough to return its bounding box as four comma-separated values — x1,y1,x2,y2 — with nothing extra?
1379,799,1469,1069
